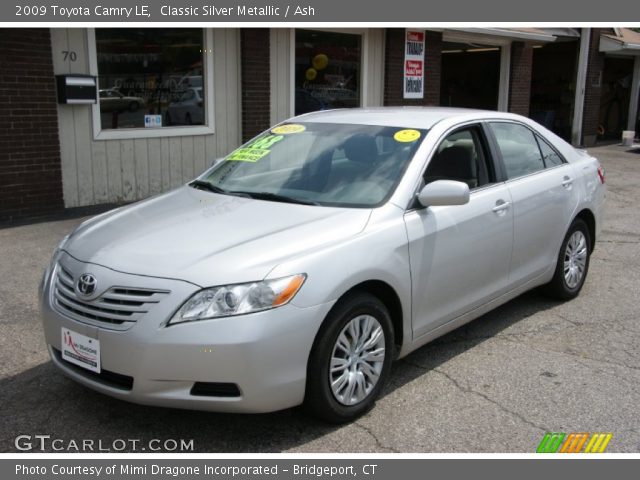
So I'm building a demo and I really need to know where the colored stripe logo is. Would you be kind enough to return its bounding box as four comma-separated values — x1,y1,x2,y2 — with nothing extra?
537,433,612,453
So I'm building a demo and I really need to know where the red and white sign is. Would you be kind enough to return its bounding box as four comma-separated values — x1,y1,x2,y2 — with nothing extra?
406,31,425,43
61,327,101,373
404,29,425,99
405,60,423,77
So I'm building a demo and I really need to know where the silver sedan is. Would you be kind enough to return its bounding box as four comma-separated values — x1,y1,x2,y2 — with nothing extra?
40,108,605,422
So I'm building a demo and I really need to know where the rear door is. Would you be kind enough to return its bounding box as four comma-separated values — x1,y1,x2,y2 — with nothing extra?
487,121,579,286
404,124,514,338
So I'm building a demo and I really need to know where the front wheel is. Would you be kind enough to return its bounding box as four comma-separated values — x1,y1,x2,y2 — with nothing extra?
542,218,591,300
305,292,394,423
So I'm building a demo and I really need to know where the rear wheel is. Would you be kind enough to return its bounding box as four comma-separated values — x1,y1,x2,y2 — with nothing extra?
542,218,591,300
305,292,394,423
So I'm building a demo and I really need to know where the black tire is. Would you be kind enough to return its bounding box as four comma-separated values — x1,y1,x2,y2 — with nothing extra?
542,218,591,300
129,101,139,112
304,292,394,423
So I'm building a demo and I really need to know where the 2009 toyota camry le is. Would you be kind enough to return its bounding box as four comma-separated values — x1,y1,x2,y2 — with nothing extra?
40,107,606,422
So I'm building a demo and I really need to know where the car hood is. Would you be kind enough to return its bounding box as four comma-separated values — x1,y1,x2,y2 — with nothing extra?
64,187,372,287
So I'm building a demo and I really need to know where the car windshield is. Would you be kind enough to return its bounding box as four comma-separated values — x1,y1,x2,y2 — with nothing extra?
197,122,427,207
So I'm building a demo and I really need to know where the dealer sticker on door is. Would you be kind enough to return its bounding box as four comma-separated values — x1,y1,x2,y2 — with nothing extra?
61,328,100,373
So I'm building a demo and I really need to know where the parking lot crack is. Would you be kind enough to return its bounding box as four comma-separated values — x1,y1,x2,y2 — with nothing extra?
552,313,581,327
499,337,640,388
352,422,400,453
401,359,547,432
431,368,548,432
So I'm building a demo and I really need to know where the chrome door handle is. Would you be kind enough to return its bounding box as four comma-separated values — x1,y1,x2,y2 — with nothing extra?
562,176,573,188
492,200,511,213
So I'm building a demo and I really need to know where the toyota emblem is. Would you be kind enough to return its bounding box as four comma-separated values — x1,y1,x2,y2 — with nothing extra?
76,273,97,297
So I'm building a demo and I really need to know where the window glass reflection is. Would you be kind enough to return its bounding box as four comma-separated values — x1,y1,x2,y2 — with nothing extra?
96,29,205,129
295,30,361,116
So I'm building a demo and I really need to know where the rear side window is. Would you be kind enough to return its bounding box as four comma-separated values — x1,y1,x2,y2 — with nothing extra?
536,134,565,167
489,122,545,180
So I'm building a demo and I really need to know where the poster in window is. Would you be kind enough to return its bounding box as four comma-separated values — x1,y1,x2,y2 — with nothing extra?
404,29,425,99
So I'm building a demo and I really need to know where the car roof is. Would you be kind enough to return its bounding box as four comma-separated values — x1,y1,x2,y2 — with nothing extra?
293,107,521,129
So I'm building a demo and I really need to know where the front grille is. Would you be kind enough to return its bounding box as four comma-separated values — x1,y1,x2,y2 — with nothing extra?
52,347,134,391
190,382,241,398
52,263,169,330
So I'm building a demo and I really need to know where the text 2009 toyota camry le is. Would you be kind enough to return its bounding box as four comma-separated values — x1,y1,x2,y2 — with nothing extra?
40,108,605,422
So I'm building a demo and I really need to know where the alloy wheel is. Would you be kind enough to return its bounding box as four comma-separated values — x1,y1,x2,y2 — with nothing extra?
564,230,588,289
329,314,386,406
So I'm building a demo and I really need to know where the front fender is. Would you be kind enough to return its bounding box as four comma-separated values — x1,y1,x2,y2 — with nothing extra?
267,206,413,351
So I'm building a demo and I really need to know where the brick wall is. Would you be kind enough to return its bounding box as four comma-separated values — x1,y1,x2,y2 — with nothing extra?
384,29,442,106
582,28,613,146
240,29,271,142
0,29,63,223
508,42,533,117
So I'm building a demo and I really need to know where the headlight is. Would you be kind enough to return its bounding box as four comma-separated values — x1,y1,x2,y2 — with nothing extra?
168,274,306,325
42,234,70,295
50,234,70,269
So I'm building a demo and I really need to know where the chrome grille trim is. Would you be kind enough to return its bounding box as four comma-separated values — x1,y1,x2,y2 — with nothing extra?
52,263,170,331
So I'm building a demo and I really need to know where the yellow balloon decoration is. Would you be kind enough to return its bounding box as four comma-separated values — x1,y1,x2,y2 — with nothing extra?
312,53,329,71
305,68,317,81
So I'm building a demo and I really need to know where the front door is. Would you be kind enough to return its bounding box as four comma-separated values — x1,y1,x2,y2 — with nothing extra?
404,125,514,339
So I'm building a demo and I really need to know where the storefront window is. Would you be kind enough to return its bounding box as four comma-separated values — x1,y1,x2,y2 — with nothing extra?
440,41,501,110
95,29,205,130
295,30,361,116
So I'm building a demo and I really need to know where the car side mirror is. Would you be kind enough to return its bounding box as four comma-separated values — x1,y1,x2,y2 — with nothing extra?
417,180,470,207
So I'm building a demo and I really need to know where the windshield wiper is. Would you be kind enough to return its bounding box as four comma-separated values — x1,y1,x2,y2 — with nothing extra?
191,182,318,205
228,191,319,206
190,179,228,194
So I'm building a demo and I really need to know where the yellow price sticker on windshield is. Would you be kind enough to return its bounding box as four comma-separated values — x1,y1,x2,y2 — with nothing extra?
227,148,270,162
226,134,284,162
271,124,306,135
394,129,421,143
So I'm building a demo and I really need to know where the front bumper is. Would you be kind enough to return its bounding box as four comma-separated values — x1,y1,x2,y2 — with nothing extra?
41,254,333,413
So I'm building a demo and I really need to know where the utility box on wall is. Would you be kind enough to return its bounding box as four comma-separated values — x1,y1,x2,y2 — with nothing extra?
55,75,97,104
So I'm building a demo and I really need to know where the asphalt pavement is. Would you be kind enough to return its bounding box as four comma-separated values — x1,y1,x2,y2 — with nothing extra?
1,144,639,453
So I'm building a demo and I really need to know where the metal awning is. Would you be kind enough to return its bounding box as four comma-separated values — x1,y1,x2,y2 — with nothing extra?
600,29,640,56
450,28,557,43
540,28,580,37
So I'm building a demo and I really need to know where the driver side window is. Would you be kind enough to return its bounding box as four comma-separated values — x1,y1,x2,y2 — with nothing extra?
424,126,493,190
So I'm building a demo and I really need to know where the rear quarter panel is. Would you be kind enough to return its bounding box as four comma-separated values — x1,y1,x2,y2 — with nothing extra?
568,150,606,244
523,118,605,243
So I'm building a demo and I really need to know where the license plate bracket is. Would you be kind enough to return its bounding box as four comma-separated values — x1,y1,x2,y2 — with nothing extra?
61,327,101,373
